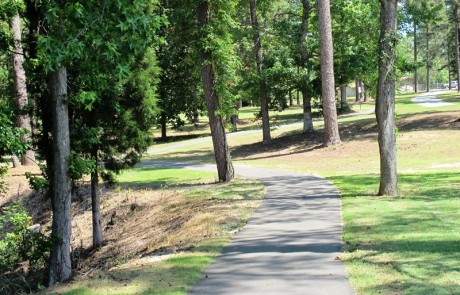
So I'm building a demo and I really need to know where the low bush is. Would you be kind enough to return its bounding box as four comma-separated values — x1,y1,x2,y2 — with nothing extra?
0,203,51,293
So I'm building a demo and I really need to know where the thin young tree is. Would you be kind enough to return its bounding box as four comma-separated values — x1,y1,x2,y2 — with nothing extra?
197,1,234,182
299,0,314,133
250,0,271,143
453,2,460,92
317,0,341,146
376,0,398,196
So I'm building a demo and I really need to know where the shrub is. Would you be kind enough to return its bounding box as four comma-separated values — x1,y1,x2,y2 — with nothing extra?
0,203,51,274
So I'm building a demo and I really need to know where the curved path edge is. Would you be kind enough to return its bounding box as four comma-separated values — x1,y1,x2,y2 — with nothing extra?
141,161,355,295
410,90,452,107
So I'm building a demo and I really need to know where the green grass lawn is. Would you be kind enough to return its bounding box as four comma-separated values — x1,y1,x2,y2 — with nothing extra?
332,172,460,295
146,91,460,294
52,91,459,295
118,166,217,188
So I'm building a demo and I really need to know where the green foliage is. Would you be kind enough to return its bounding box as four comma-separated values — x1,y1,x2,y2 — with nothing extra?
35,0,166,73
26,0,164,184
332,0,380,93
0,103,28,157
68,152,95,180
0,102,28,195
157,7,203,133
25,172,49,191
0,203,51,274
195,0,240,116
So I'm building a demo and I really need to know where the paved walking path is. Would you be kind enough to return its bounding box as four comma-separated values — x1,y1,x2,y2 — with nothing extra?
411,91,452,107
141,108,376,294
145,162,355,294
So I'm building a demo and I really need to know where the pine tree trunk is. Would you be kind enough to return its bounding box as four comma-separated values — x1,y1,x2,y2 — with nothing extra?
376,0,398,196
355,78,360,102
192,85,200,124
318,0,341,146
289,89,293,106
197,1,234,182
11,14,35,166
302,89,313,133
250,0,271,144
414,22,418,93
340,85,348,109
455,4,460,92
447,48,452,89
91,165,103,248
426,25,430,92
160,113,167,140
11,156,20,168
300,0,313,134
48,67,72,285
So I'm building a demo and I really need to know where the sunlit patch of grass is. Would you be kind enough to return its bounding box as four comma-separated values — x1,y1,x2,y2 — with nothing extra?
330,172,460,295
118,166,217,188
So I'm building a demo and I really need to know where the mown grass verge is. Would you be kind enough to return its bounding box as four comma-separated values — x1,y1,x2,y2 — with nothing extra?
130,91,460,294
331,172,460,295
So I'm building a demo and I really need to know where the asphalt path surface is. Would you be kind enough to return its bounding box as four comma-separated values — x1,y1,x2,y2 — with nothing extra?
411,90,452,107
140,108,382,294
141,162,355,295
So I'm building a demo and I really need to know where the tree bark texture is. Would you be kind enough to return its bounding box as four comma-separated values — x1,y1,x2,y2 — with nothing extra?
413,23,418,93
11,14,35,166
48,67,72,285
250,0,271,144
300,0,313,133
355,78,360,102
376,0,398,196
160,113,167,140
454,4,460,92
192,85,200,124
317,0,341,146
425,25,430,92
447,48,452,90
302,89,313,133
11,156,20,168
340,85,348,109
197,2,234,182
91,165,103,248
289,89,293,106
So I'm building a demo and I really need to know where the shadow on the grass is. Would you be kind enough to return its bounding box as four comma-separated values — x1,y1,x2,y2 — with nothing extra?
330,171,460,295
